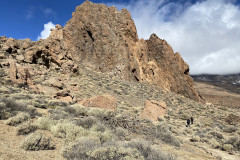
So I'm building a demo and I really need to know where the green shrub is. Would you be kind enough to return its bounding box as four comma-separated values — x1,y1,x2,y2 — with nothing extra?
190,136,200,142
5,112,30,126
63,137,143,160
51,121,89,141
75,116,96,129
0,98,39,120
208,131,224,140
223,126,238,133
34,117,55,130
20,132,54,151
125,139,177,160
225,136,240,151
91,123,106,132
222,144,233,151
49,107,71,120
63,136,101,159
89,146,143,160
17,121,37,135
0,98,24,119
115,127,129,141
209,138,221,148
89,130,113,144
151,123,181,147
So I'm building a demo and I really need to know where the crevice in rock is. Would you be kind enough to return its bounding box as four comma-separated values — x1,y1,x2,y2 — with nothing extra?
87,30,94,42
134,75,139,82
6,48,12,54
184,68,189,75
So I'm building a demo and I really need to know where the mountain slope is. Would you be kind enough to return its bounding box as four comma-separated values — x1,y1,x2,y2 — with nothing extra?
0,1,202,101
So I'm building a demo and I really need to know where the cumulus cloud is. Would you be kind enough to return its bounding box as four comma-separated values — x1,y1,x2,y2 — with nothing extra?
37,21,55,40
109,0,240,75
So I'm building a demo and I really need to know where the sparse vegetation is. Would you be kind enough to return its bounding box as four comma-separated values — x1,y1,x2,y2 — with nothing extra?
150,123,181,147
20,131,55,151
0,46,240,159
0,97,39,120
5,112,30,126
51,121,89,141
223,125,238,133
74,116,97,129
17,121,37,135
34,117,55,130
115,127,130,141
63,137,176,160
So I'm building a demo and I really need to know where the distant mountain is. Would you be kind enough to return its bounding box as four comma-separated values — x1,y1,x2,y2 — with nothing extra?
192,73,240,94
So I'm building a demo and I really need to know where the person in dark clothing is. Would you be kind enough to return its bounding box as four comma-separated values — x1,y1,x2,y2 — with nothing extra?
186,119,190,127
190,117,194,125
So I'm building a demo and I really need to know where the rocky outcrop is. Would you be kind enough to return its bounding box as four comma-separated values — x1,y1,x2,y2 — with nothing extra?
0,1,202,102
140,100,167,121
79,94,117,110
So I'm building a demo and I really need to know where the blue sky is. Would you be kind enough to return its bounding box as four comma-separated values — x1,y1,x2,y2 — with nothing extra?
0,0,200,41
1,0,240,74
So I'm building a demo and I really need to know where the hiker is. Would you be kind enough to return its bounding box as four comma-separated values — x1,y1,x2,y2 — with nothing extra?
190,117,194,125
186,119,190,127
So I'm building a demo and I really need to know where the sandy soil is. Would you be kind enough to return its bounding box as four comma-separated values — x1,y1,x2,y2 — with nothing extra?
0,120,64,160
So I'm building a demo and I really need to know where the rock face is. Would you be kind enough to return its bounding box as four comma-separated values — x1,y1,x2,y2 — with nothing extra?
79,94,117,110
0,1,202,101
140,100,167,121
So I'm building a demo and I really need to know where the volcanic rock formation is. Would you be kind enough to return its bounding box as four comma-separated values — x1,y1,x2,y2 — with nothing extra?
0,1,202,101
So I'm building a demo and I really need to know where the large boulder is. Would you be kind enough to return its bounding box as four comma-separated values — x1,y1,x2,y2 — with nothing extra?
140,100,168,121
79,94,117,110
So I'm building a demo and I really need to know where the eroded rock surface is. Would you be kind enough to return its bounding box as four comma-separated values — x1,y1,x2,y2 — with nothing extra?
140,100,167,121
79,94,117,110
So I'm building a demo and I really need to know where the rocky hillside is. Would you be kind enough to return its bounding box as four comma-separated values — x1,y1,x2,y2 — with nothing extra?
0,1,201,102
2,1,240,160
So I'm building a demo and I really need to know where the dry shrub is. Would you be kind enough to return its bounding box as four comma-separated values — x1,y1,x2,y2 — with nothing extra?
225,136,240,151
0,98,25,119
125,139,177,160
17,121,37,135
20,131,54,151
0,98,39,120
74,116,97,129
222,144,233,151
5,112,30,126
49,107,72,120
190,136,200,142
89,130,113,144
63,137,101,160
51,121,89,141
63,137,143,160
89,146,143,160
208,138,221,148
115,127,130,141
34,117,55,130
150,123,181,147
90,123,106,133
208,131,224,140
223,125,238,133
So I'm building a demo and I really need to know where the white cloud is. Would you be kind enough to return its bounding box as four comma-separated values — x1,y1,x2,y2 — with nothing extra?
109,0,240,75
37,22,55,40
25,7,35,19
43,8,56,17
